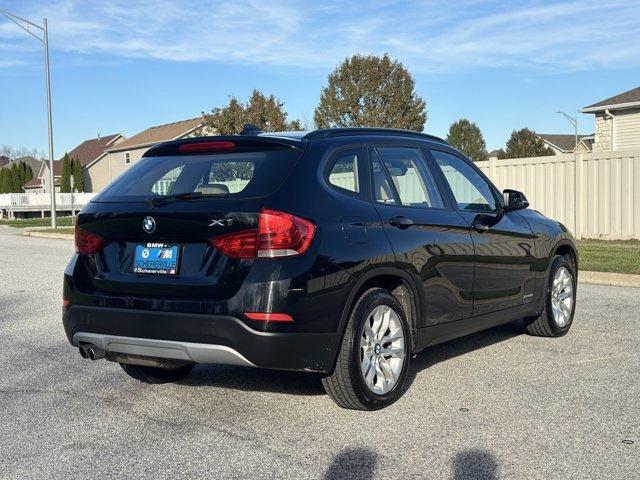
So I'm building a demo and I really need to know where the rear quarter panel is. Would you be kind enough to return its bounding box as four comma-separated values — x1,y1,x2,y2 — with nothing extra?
264,139,398,333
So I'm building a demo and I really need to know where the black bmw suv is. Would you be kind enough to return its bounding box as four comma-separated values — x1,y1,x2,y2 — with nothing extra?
63,127,578,410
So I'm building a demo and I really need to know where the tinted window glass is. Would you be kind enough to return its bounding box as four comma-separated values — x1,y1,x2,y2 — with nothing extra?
371,155,396,204
375,147,444,208
151,165,184,195
94,149,301,202
327,149,361,193
431,150,497,211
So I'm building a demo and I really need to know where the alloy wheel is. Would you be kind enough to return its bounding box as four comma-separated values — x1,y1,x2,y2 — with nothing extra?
551,266,574,327
360,305,406,395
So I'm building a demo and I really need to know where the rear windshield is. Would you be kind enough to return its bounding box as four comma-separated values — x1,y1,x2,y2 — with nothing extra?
92,149,302,202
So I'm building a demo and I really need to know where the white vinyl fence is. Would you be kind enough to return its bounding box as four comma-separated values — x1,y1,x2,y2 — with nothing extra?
0,192,95,212
332,150,639,239
3,150,637,239
477,150,640,240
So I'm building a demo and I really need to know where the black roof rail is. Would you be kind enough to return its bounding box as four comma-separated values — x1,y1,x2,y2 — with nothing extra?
303,127,447,144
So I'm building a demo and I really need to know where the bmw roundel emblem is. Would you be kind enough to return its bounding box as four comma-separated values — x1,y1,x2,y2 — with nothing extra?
143,216,156,234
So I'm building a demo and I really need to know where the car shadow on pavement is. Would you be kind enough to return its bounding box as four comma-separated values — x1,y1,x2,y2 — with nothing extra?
179,320,524,397
405,320,525,389
323,447,378,480
453,449,499,480
178,364,325,396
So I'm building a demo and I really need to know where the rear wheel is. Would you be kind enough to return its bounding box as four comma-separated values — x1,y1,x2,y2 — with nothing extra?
120,363,195,384
322,288,411,410
524,254,576,337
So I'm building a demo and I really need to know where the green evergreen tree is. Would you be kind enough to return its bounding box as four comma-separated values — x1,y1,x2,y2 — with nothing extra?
72,157,84,192
18,162,27,185
9,163,21,192
60,153,72,193
0,169,7,193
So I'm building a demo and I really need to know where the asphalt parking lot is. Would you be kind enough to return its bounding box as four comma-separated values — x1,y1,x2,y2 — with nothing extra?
0,225,638,479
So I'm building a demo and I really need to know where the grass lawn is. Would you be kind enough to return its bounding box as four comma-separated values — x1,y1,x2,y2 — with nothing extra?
0,216,74,228
577,239,640,275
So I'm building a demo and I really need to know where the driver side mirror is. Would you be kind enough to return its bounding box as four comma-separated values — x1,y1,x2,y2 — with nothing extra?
503,189,529,211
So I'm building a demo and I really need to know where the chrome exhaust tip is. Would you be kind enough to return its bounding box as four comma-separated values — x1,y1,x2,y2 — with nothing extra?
78,346,89,359
86,345,106,361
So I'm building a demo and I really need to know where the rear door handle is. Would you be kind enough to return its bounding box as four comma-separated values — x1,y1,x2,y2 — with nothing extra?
472,221,490,233
389,216,415,229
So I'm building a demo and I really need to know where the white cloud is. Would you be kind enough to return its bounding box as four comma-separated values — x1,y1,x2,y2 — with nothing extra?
1,0,639,73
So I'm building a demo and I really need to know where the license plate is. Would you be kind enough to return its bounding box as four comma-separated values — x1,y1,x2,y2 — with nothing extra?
132,243,180,275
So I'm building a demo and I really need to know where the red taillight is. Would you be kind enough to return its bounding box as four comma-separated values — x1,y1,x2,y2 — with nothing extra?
209,208,315,259
211,229,258,259
179,141,235,153
74,224,108,254
244,312,294,322
257,209,315,258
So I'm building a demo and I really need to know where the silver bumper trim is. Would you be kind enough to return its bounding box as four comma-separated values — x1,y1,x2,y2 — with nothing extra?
73,333,256,367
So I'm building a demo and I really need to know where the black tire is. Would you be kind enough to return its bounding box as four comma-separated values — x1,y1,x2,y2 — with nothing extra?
524,254,577,337
120,363,195,384
322,288,412,410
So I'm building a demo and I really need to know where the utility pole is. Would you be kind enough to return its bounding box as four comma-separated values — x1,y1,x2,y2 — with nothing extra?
0,9,57,228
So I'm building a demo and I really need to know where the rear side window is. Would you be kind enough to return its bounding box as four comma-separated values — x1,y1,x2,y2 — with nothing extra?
93,149,302,202
326,148,365,195
373,147,444,208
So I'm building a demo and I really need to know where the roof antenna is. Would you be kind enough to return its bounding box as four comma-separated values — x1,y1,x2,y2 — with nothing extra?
239,124,263,136
97,132,101,139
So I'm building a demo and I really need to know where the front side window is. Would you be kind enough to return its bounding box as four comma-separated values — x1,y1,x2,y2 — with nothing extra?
327,148,363,194
373,147,444,208
430,150,497,211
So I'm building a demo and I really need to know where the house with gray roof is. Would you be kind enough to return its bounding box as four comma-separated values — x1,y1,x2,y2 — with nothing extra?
90,117,206,192
580,86,640,152
536,133,594,155
24,134,125,193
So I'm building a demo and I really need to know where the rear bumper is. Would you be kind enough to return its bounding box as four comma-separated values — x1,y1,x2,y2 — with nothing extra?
63,305,341,373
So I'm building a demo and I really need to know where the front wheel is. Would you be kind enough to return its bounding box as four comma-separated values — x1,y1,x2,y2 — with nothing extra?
524,254,577,337
322,288,411,410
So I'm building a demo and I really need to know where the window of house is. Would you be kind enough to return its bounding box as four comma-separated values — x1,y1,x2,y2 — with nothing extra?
124,152,131,165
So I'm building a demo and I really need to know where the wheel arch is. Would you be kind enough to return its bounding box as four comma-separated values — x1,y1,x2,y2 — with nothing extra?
552,239,579,275
338,267,423,352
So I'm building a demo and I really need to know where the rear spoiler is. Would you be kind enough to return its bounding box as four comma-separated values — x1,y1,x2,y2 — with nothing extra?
144,136,304,157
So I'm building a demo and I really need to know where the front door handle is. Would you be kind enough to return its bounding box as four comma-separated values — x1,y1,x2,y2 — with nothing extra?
389,216,415,229
472,221,490,233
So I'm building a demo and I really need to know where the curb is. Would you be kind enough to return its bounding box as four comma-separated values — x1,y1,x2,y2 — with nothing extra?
580,271,640,288
23,230,74,240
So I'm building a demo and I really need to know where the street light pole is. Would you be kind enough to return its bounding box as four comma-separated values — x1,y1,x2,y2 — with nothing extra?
0,9,57,228
557,111,579,237
43,18,57,229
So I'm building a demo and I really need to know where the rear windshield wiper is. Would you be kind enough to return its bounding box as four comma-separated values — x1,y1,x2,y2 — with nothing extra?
146,191,227,206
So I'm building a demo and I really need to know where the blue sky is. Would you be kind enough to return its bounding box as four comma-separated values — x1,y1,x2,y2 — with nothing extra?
1,0,639,156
